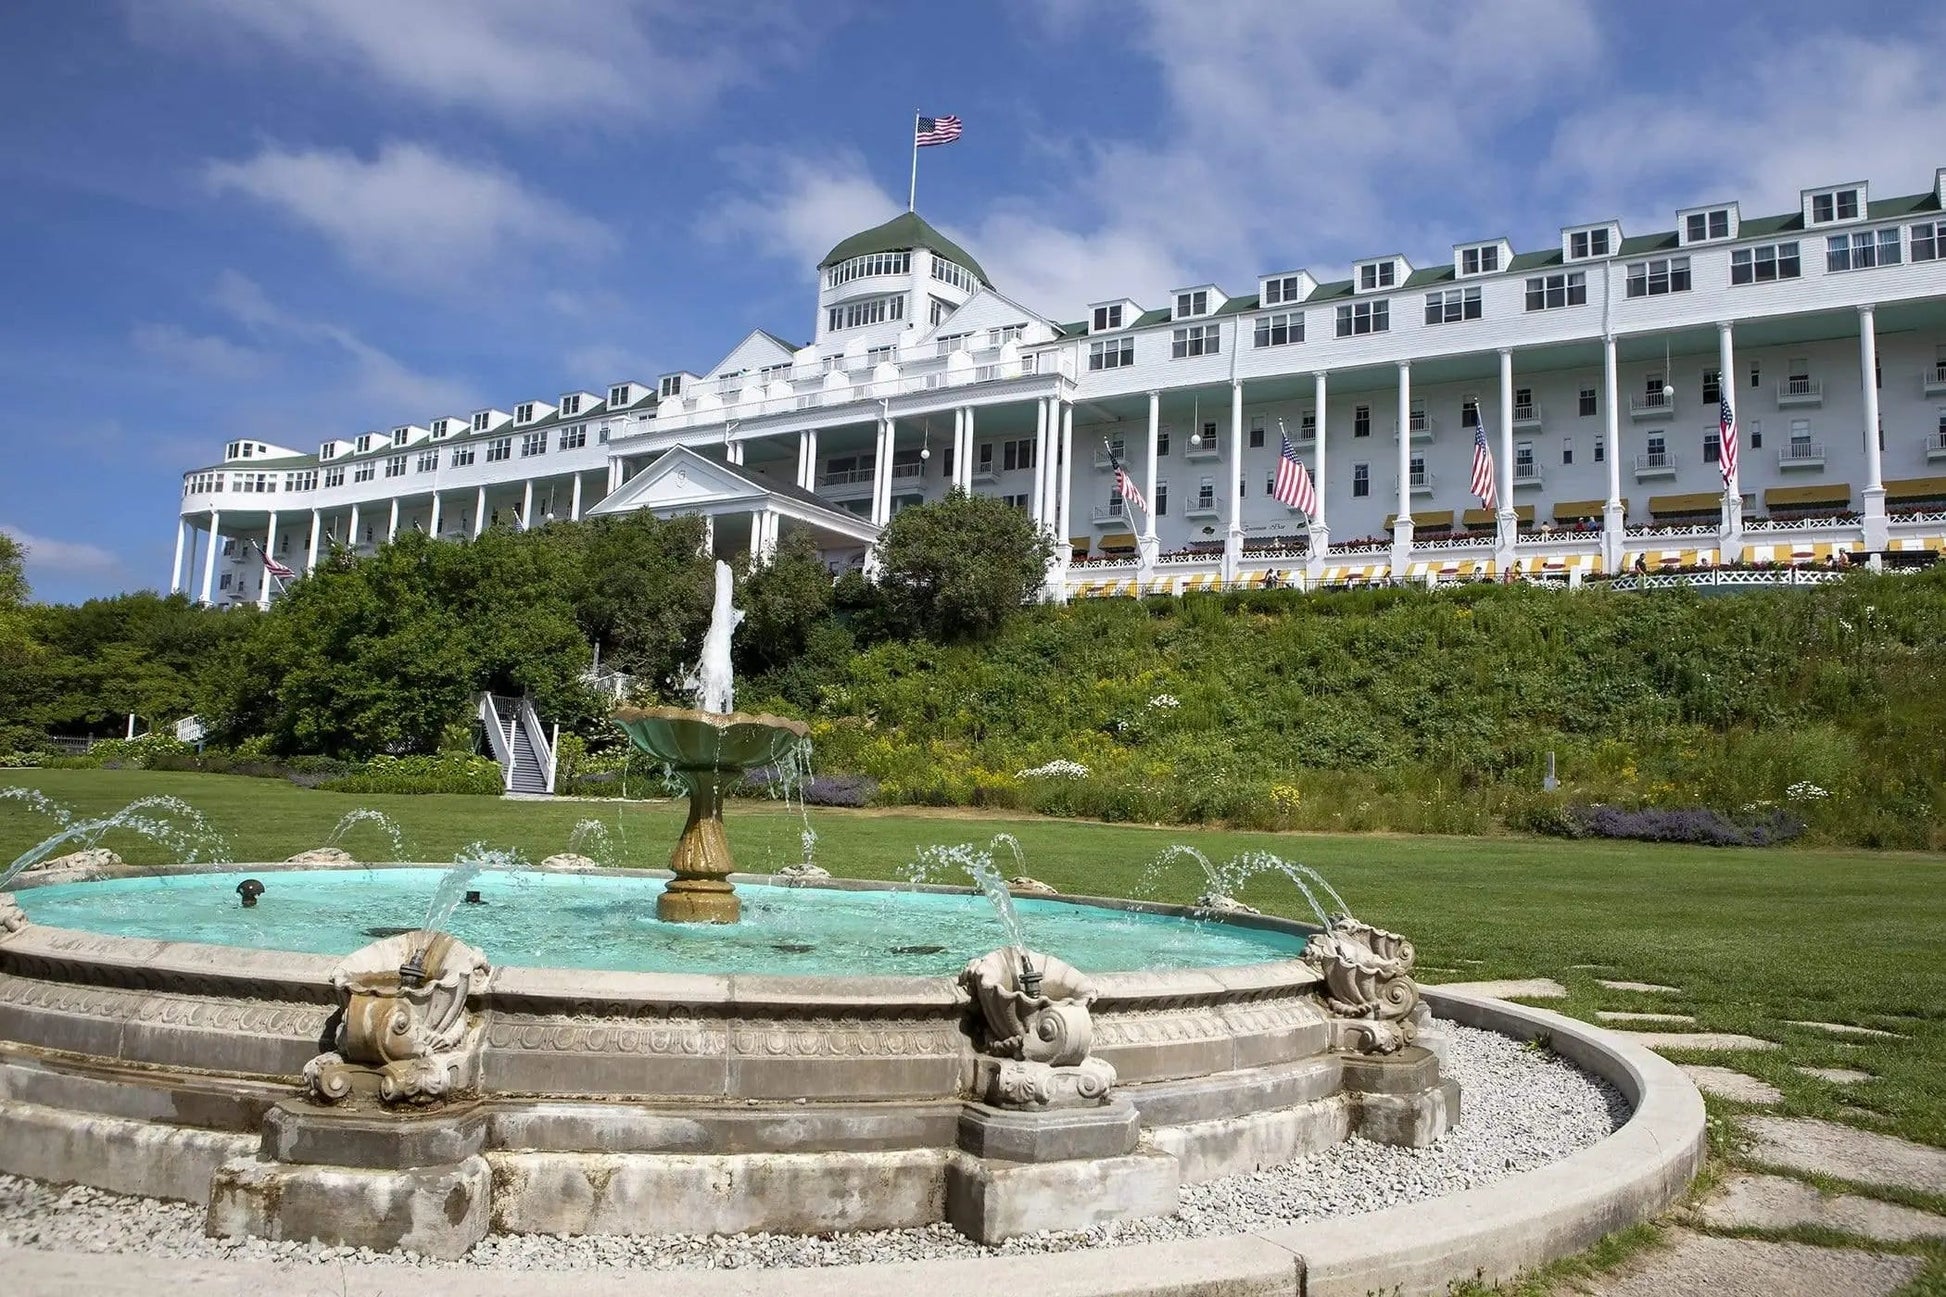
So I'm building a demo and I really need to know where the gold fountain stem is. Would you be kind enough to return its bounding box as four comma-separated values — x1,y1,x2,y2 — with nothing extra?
657,766,741,923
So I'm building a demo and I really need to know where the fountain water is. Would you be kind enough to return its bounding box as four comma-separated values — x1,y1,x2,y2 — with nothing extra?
320,808,411,862
564,818,620,869
0,792,227,890
422,843,530,934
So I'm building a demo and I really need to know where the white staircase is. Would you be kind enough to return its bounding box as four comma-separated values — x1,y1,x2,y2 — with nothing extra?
479,693,557,796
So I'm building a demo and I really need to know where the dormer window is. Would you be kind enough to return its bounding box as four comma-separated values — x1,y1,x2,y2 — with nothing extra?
1569,228,1612,260
471,412,490,432
429,419,448,438
1811,188,1860,223
1263,275,1304,305
560,394,582,416
608,384,631,406
356,434,374,453
1175,290,1210,318
1358,262,1396,291
320,444,337,461
1459,246,1499,276
515,402,536,423
391,427,409,446
1685,208,1732,242
659,375,684,399
1093,303,1124,331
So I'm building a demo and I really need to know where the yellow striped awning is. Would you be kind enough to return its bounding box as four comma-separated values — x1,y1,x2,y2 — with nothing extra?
1180,572,1224,592
1891,535,1945,551
1648,492,1722,516
1097,531,1139,553
1886,476,1946,503
1764,483,1853,509
1462,505,1534,527
1553,498,1623,522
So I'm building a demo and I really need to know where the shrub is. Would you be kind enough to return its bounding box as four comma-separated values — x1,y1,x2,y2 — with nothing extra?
1532,802,1807,848
320,753,503,796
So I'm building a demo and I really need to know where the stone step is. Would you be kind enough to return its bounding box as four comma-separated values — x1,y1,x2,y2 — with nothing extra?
1596,1011,1695,1025
1610,1031,1778,1053
1425,977,1567,1000
1740,1116,1946,1194
1581,1228,1923,1296
1701,1173,1946,1242
1597,979,1681,993
1679,1066,1782,1104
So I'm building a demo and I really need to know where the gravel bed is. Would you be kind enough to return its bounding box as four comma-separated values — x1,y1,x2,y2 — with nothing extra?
0,1024,1628,1270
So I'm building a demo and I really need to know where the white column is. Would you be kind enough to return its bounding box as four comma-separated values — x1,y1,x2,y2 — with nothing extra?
1311,371,1330,553
1043,401,1066,525
348,502,361,552
1142,390,1160,563
169,520,186,594
1603,334,1624,573
307,509,321,572
570,473,583,521
1718,321,1742,562
472,487,485,538
870,418,891,526
428,491,442,538
760,510,780,562
749,510,763,556
520,480,534,532
1057,401,1075,581
1225,380,1244,579
1031,398,1050,524
1497,348,1517,566
1392,362,1414,572
258,510,279,610
199,510,221,603
1859,304,1887,551
387,497,400,543
796,431,812,490
607,458,623,493
726,439,744,466
702,514,715,556
961,407,976,491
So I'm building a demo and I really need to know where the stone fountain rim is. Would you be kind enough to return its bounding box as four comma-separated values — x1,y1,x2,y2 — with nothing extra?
1,862,1324,1007
612,704,812,738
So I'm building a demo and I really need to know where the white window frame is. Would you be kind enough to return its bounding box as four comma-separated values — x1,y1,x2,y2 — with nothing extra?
1568,228,1611,260
1088,337,1135,370
1810,188,1860,224
1358,261,1396,290
1174,289,1210,319
1459,245,1499,275
1730,242,1801,284
1624,257,1691,298
1092,303,1124,331
1524,272,1587,311
1171,324,1221,358
1335,300,1389,337
1254,311,1303,347
1262,275,1303,305
1826,228,1902,272
1424,286,1482,324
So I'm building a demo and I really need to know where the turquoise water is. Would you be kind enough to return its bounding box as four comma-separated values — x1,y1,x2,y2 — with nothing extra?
12,869,1309,976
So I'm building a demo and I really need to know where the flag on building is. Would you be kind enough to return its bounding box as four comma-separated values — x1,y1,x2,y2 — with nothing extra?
1718,394,1739,486
1470,425,1498,509
915,115,962,147
1108,444,1148,518
255,539,295,579
1272,432,1317,516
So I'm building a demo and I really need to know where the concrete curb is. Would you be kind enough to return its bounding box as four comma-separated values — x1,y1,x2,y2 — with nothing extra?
0,992,1705,1297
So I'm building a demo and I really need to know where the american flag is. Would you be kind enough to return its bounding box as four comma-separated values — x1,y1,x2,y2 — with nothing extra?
258,541,295,580
1718,394,1738,485
1107,443,1148,517
1470,425,1498,509
1272,429,1317,516
915,115,962,147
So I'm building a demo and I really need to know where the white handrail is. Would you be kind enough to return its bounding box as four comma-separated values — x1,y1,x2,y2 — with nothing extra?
478,693,514,792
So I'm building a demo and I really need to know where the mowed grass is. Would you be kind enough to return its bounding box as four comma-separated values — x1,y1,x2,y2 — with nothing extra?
4,769,1945,1149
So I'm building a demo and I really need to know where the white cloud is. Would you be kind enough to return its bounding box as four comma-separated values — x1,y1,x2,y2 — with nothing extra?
130,323,269,381
703,149,902,270
205,141,613,288
0,526,125,580
146,0,811,127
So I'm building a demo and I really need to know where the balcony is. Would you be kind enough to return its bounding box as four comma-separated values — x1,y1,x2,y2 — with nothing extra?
1924,362,1946,397
1183,437,1222,462
1184,494,1220,519
972,461,999,483
818,466,875,499
1092,500,1131,524
1776,377,1824,408
1394,413,1434,443
1094,442,1129,469
1409,470,1435,496
1512,463,1545,490
891,461,925,481
1512,403,1543,428
1634,451,1678,480
1629,391,1677,422
1926,430,1946,462
1777,442,1826,470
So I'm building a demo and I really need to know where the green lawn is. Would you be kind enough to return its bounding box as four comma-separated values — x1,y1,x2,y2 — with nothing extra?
4,768,1944,1154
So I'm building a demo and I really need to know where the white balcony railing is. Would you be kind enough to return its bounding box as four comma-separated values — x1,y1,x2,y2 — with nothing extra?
1408,470,1435,495
891,461,925,480
1513,463,1544,488
1634,451,1678,478
1185,494,1220,518
1183,438,1222,461
1776,377,1823,407
1629,391,1677,421
819,466,875,489
1092,500,1130,524
1512,403,1542,427
1094,442,1128,469
1777,442,1826,470
1924,362,1946,397
1926,430,1946,462
1394,415,1433,442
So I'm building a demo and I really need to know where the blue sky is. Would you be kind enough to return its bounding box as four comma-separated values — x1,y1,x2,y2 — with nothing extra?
3,0,1943,602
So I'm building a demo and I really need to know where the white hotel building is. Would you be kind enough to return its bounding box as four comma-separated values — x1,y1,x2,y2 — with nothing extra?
175,170,1946,607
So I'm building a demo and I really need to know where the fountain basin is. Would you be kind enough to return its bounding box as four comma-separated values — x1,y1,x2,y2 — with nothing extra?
612,705,809,771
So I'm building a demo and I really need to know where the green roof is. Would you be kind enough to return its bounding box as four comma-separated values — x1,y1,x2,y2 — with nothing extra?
817,212,990,286
1402,266,1454,287
1506,250,1563,272
1214,293,1260,316
1617,231,1680,255
1304,279,1354,303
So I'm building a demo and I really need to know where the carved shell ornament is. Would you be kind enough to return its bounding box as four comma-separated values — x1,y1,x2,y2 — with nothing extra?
0,895,26,934
1303,916,1420,1024
958,947,1099,1067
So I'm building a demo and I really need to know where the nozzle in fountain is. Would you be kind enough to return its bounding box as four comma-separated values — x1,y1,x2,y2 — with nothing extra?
463,889,483,905
1018,950,1043,1000
398,947,428,988
235,878,264,908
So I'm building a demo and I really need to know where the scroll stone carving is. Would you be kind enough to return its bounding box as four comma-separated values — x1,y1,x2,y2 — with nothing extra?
1302,917,1421,1055
303,930,490,1107
0,895,25,934
958,947,1115,1108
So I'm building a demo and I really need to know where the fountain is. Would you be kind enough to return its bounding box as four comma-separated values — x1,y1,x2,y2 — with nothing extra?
612,560,808,923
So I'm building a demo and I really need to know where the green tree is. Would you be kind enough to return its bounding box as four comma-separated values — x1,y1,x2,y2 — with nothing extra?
563,512,714,690
0,531,26,609
874,489,1054,642
734,531,834,678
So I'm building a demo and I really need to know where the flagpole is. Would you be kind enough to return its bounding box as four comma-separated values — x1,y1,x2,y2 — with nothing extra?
908,109,919,212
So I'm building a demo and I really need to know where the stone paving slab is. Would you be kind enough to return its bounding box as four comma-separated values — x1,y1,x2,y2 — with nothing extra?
1679,1066,1781,1105
1784,1020,1904,1040
1611,1031,1778,1053
1426,977,1567,1000
1700,1172,1946,1242
1596,980,1680,993
1595,1011,1695,1025
1579,1228,1923,1296
1796,1066,1872,1084
1741,1116,1946,1194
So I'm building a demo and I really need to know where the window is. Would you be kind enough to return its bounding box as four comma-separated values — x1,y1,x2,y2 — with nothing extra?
608,385,631,406
415,451,437,473
930,258,976,292
1088,337,1134,370
1249,415,1266,449
1174,289,1210,318
285,470,317,492
1827,228,1902,272
355,434,374,453
1562,439,1573,466
1156,482,1168,516
1594,435,1604,463
1569,228,1611,259
391,427,410,446
1171,324,1221,358
1358,261,1395,290
560,394,582,417
385,455,406,478
825,251,911,287
1354,405,1371,438
559,425,587,451
1702,369,1721,404
1731,241,1801,283
1460,245,1499,275
865,344,895,366
1704,429,1721,464
521,432,546,457
323,467,345,488
1913,221,1945,262
1195,476,1216,510
598,423,611,444
1646,433,1667,461
1810,188,1860,223
353,463,376,483
1579,388,1597,417
977,443,993,474
320,444,338,461
486,437,512,463
1425,287,1482,324
451,445,474,468
1789,418,1812,455
1525,271,1588,310
471,412,491,432
1461,396,1480,429
1002,438,1037,471
1515,442,1535,475
1092,303,1124,331
1254,311,1303,347
986,325,1024,347
1750,361,1762,388
1685,209,1730,242
1625,257,1691,297
1749,420,1762,449
1263,275,1303,305
1513,388,1534,421
1157,431,1171,457
1299,411,1315,439
826,295,905,331
515,403,535,424
433,419,454,439
1336,300,1389,336
219,573,232,592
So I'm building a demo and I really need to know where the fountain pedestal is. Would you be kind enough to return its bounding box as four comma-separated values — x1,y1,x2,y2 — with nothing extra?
659,766,740,924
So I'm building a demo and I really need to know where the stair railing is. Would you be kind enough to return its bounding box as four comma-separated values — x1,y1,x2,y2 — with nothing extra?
515,696,558,795
477,693,516,792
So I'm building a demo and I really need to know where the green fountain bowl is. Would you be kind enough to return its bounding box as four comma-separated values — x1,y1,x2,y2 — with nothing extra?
613,705,809,772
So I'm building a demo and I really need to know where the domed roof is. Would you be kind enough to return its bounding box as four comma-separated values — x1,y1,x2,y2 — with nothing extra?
817,211,990,287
